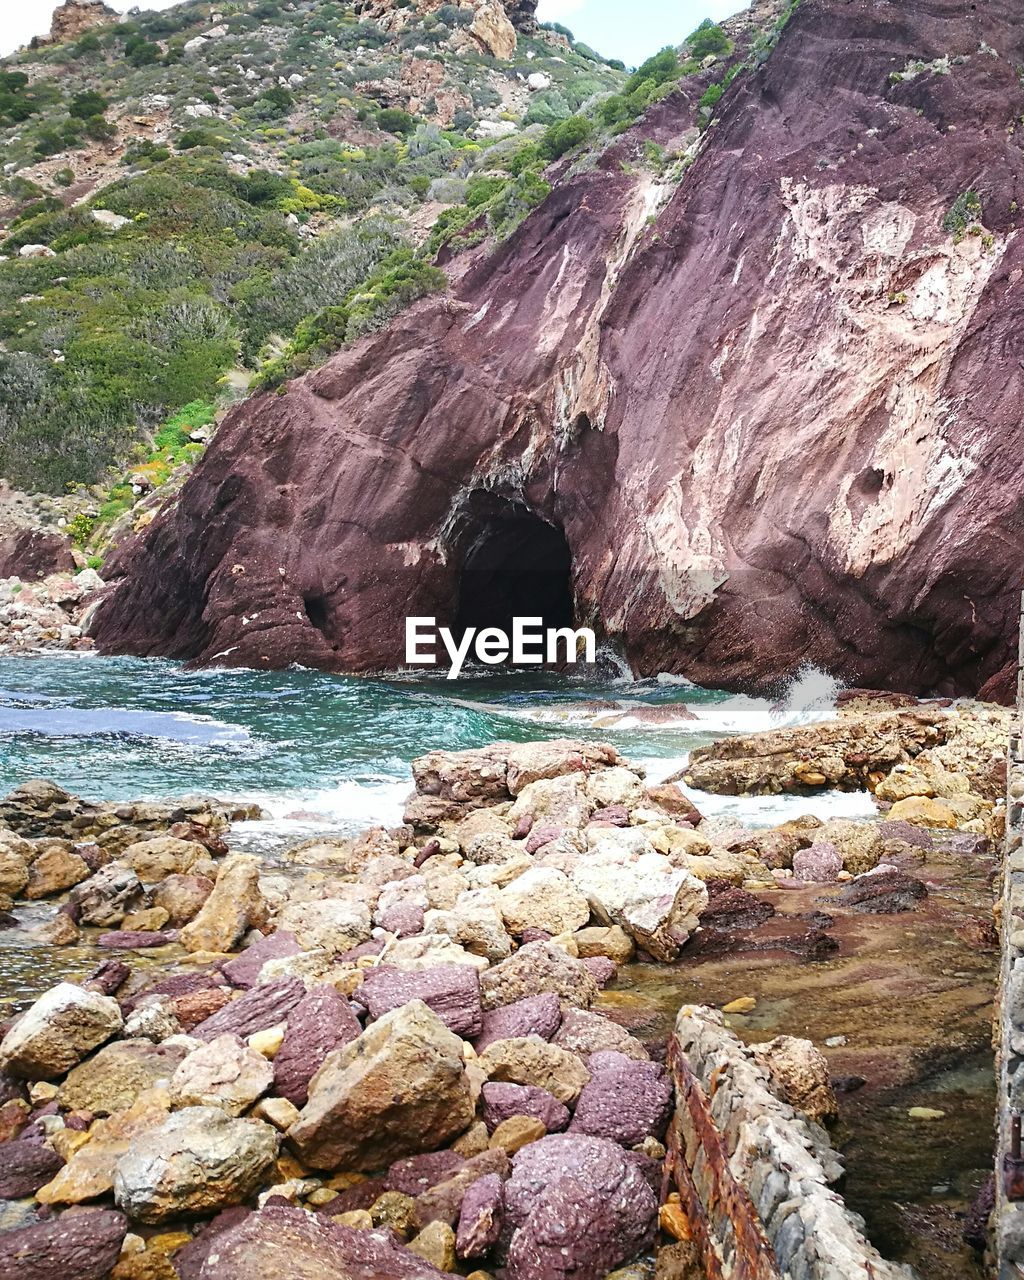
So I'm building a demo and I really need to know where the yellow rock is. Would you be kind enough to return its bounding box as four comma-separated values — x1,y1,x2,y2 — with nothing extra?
408,1221,457,1272
276,1153,310,1181
247,1025,285,1058
908,1106,946,1120
306,1186,340,1206
886,796,958,829
659,1196,693,1241
253,1096,300,1131
722,997,757,1014
489,1114,546,1155
334,1209,373,1229
49,1127,91,1160
149,1233,192,1255
29,1082,59,1104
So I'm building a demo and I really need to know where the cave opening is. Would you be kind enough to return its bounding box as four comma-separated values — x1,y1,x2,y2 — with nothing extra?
454,507,574,648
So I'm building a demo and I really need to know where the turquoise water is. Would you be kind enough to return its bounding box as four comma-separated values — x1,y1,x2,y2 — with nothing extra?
0,654,875,835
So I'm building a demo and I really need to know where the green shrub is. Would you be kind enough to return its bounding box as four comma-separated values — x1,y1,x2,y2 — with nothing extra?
699,82,724,113
686,20,731,60
68,90,108,120
624,48,679,96
943,190,983,234
377,106,416,135
539,114,593,161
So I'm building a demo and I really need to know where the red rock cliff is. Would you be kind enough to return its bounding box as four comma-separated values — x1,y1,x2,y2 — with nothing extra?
92,0,1024,699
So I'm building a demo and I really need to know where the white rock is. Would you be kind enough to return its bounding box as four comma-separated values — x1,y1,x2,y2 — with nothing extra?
0,982,123,1079
183,103,215,118
527,72,552,91
474,120,518,140
19,244,56,259
170,1033,274,1114
498,866,590,936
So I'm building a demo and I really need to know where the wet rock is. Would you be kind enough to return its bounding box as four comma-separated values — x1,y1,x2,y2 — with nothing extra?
113,1106,279,1223
792,841,843,883
0,842,29,899
479,1037,590,1105
474,992,561,1053
359,965,482,1037
152,873,213,926
553,1008,648,1061
479,941,598,1011
571,834,707,961
481,1082,569,1134
816,819,885,875
191,977,304,1042
581,955,618,987
750,1035,837,1124
503,1134,657,1280
0,982,123,1079
288,999,474,1171
498,867,590,937
574,924,635,963
836,867,928,913
221,931,301,988
569,1053,672,1146
0,1207,127,1280
274,983,362,1108
885,796,959,829
24,845,90,897
0,1138,63,1197
121,836,206,882
174,1201,452,1278
170,1034,274,1114
456,1171,503,1259
98,928,178,948
180,854,266,954
70,864,145,927
697,880,775,931
58,1040,186,1115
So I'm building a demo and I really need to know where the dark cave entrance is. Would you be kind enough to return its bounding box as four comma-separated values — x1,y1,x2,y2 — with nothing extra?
454,506,574,646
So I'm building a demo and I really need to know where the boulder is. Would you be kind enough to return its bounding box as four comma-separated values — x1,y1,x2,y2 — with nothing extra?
0,844,29,898
885,796,959,829
70,864,145,927
288,999,474,1171
169,1201,452,1278
503,1134,658,1280
750,1035,837,1124
58,1039,186,1114
815,819,885,874
358,965,482,1037
409,1147,509,1231
569,1053,672,1146
180,854,266,953
0,1208,127,1280
170,1034,274,1114
122,836,206,882
152,872,213,926
456,1171,504,1259
474,992,561,1053
479,1036,590,1105
0,982,122,1079
424,888,512,962
274,983,362,1107
552,1008,649,1062
0,1138,63,1197
836,867,928,913
479,941,599,1011
498,867,590,937
276,896,372,953
191,977,305,1042
112,1106,279,1223
571,838,707,961
480,1082,569,1134
792,841,843,883
221,931,301,988
386,1150,466,1196
24,845,90,897
573,924,635,963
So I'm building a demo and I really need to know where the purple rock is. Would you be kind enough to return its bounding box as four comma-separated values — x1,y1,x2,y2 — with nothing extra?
569,1053,672,1147
97,929,178,949
474,993,561,1053
456,1172,504,1260
512,814,533,840
171,1203,449,1279
0,1139,63,1198
0,1208,127,1280
192,977,305,1042
358,965,482,1037
519,928,552,945
412,1149,509,1231
525,825,563,854
503,1134,658,1280
376,903,425,937
792,841,843,884
553,1008,647,1060
339,938,386,963
588,805,630,828
481,1083,570,1135
877,820,934,851
121,970,221,1012
581,956,618,987
837,868,928,914
170,1207,255,1280
314,1178,386,1218
221,931,301,989
386,1150,466,1196
83,959,131,996
273,983,362,1108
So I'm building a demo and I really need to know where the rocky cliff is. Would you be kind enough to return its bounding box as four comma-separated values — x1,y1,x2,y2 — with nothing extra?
92,0,1024,700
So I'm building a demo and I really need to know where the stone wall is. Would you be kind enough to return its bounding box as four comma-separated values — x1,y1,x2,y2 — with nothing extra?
670,1007,913,1280
994,597,1024,1275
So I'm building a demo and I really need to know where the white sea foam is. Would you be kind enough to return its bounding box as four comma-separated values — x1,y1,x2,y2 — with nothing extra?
230,774,411,841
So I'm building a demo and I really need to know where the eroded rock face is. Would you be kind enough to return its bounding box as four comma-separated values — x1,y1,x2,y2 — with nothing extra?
287,999,474,1171
93,0,1024,702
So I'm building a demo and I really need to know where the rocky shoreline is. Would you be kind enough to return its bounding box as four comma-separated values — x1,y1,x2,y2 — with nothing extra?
0,703,1007,1278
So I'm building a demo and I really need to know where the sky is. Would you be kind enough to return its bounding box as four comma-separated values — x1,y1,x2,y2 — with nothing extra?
2,0,743,64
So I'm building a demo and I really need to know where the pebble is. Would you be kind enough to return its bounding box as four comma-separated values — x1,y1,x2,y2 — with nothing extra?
722,997,757,1014
908,1106,946,1120
824,1035,847,1047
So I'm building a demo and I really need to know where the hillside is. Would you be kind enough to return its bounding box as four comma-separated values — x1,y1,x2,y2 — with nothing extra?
0,0,658,496
92,0,1024,701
